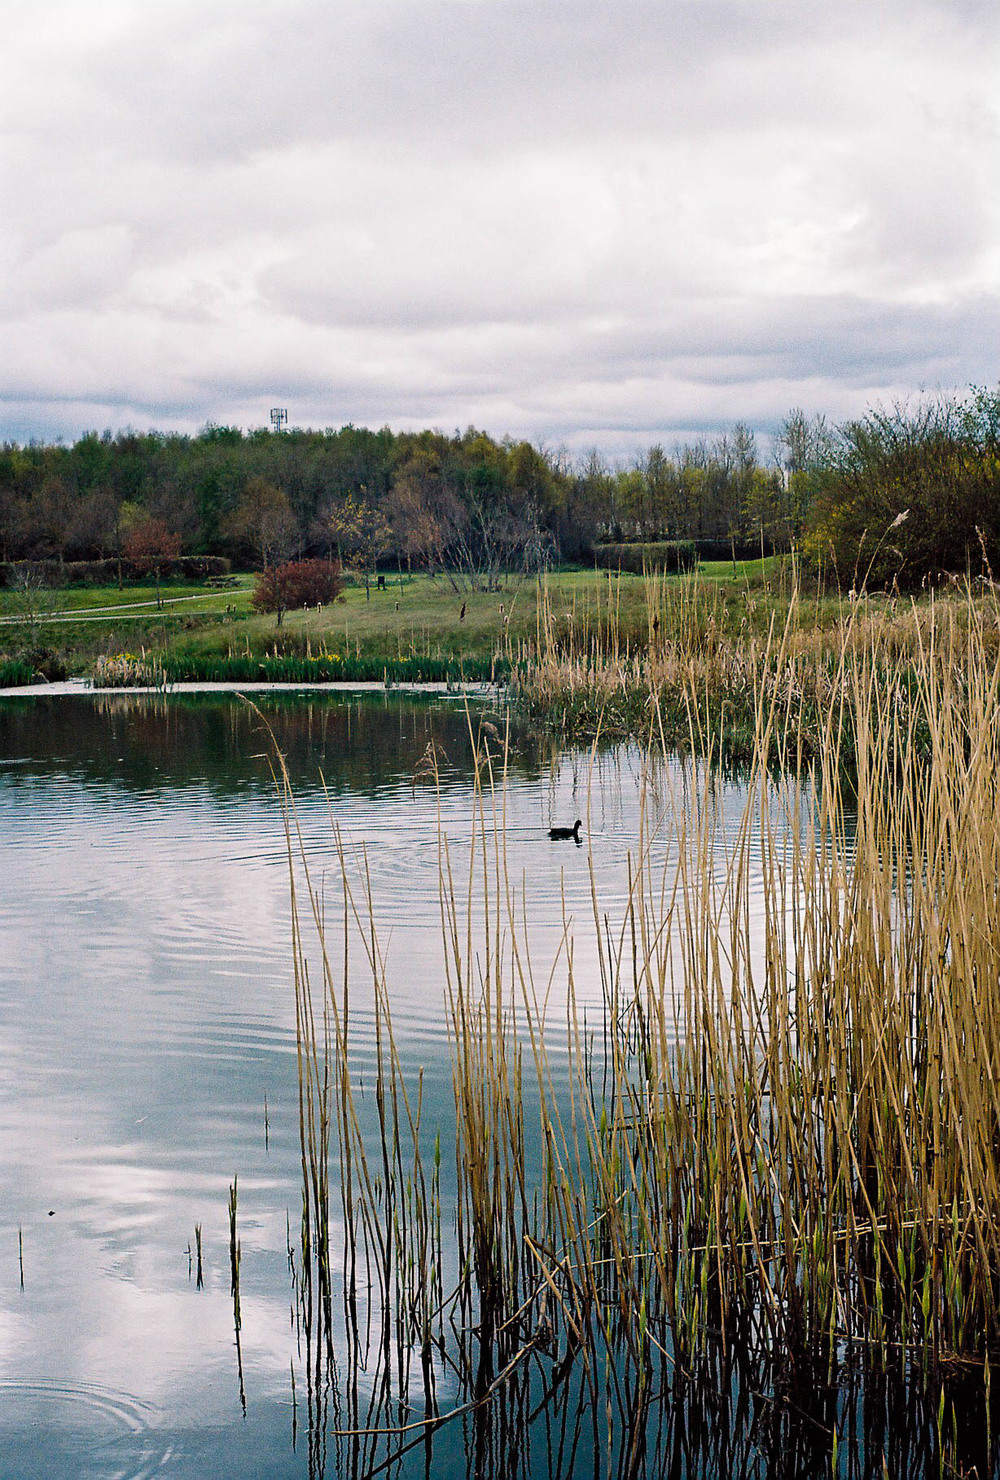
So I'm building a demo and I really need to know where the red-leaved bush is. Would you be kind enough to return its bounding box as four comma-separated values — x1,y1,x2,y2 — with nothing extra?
251,559,343,616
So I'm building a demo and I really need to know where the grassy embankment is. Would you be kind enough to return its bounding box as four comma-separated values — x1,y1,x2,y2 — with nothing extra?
1,555,801,693
0,577,254,687
6,557,990,776
285,589,1000,1475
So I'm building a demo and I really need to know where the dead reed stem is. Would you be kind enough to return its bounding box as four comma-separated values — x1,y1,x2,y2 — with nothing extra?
279,589,1000,1472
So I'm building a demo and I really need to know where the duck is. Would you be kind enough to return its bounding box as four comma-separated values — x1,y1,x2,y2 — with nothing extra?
548,819,583,842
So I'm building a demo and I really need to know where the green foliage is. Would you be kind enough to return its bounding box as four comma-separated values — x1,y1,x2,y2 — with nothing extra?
805,390,1000,588
0,657,37,688
104,649,502,686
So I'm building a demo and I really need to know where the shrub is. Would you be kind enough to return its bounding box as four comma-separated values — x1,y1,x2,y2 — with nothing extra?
804,390,1000,589
252,559,344,621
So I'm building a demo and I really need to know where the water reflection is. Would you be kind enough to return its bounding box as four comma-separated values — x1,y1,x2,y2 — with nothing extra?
0,693,713,1476
2,691,951,1480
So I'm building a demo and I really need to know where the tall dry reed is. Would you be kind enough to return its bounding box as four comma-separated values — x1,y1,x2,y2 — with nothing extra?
282,589,1000,1475
509,571,1000,762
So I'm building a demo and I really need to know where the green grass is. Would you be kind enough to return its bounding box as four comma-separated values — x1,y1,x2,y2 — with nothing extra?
0,575,254,617
0,658,36,688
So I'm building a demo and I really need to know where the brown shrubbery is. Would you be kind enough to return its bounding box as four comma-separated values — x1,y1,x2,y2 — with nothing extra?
251,559,343,621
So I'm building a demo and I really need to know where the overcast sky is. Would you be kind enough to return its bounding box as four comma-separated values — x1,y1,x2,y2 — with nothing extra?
1,0,998,454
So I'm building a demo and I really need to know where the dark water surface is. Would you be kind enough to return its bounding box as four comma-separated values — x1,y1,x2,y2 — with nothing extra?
0,692,763,1479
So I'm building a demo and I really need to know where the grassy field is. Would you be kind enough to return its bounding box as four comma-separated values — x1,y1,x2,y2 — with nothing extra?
0,556,798,678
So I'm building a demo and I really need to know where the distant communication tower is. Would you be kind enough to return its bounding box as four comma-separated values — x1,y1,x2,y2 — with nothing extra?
270,407,288,433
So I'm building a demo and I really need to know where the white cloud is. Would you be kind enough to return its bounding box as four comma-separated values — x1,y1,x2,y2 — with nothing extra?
1,0,998,447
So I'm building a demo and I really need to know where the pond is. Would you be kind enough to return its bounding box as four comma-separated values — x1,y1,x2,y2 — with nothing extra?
0,691,772,1478
4,690,976,1480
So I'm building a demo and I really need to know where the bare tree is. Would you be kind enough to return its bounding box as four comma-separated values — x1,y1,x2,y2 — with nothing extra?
776,409,836,541
4,563,60,650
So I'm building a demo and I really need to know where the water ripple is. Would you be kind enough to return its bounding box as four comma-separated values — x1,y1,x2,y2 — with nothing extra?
0,1379,171,1480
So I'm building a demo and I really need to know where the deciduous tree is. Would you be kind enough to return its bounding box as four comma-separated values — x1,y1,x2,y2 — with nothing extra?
225,478,299,569
328,491,392,599
122,514,182,607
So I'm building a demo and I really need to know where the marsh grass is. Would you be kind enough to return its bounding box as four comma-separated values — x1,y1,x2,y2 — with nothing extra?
93,643,502,687
278,587,1000,1477
508,572,1000,766
0,657,37,689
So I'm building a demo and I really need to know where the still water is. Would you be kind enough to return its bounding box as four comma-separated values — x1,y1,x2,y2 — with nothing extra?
0,692,760,1479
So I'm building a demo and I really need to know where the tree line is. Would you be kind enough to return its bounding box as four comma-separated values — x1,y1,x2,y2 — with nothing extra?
2,389,998,588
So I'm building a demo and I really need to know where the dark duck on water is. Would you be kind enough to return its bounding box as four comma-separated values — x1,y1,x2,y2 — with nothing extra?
548,819,583,842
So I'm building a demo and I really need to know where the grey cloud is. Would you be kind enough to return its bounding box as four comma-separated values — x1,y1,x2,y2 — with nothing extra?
1,0,998,451
63,0,894,166
5,288,992,447
2,226,136,315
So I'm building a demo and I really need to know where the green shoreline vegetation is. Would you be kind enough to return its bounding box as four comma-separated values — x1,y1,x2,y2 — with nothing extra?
2,559,788,696
5,562,998,781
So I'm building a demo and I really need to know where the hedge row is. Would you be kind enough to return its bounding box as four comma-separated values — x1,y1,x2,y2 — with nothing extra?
0,556,232,588
691,537,777,562
592,542,698,573
592,538,777,573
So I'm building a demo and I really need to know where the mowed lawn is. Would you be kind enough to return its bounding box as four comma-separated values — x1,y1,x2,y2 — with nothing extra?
0,578,253,619
154,569,618,666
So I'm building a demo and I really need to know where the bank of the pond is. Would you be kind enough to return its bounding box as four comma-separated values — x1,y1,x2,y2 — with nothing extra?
7,572,998,780
0,675,500,699
0,563,792,696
